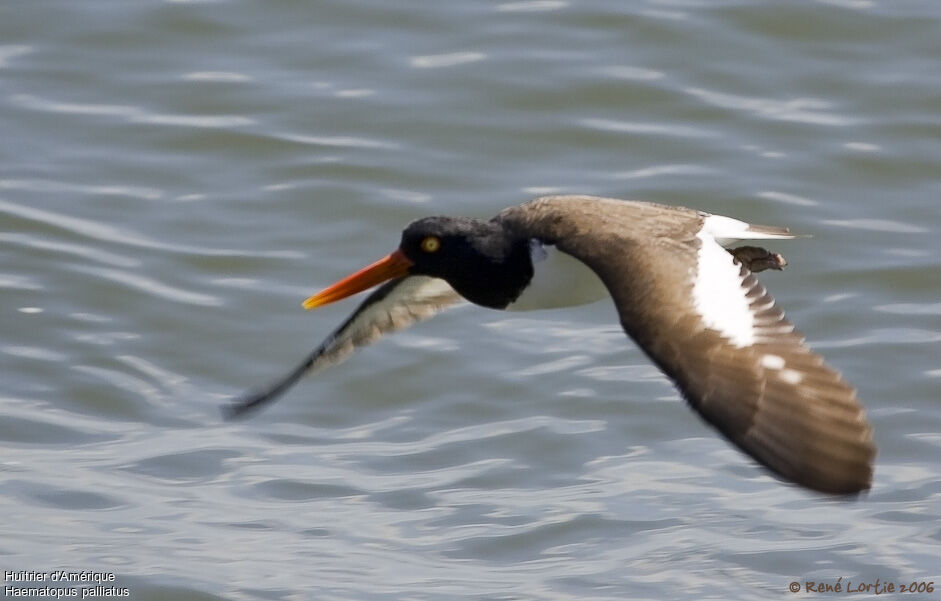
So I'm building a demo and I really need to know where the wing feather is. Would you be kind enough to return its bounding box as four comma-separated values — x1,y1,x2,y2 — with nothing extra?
498,196,875,494
620,254,874,493
224,276,463,419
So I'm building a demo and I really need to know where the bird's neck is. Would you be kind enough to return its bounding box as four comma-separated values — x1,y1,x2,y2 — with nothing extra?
449,236,534,309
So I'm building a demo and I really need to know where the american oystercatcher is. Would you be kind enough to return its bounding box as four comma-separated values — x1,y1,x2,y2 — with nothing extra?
226,195,875,494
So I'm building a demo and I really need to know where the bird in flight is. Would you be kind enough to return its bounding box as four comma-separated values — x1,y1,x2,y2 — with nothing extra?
225,195,875,495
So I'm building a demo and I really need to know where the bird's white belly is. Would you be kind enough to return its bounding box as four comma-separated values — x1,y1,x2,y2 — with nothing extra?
506,241,609,311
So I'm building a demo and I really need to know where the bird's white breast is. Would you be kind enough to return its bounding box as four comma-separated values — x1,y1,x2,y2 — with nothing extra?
506,240,609,311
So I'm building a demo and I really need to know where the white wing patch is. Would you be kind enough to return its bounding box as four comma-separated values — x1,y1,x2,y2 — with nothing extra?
760,354,786,369
760,353,804,384
692,227,756,348
779,368,804,385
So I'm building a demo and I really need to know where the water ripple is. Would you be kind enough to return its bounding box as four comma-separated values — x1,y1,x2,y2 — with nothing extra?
817,0,873,9
334,88,375,98
484,318,625,355
595,65,665,81
72,331,140,346
0,274,42,291
182,71,252,82
410,52,486,69
611,164,713,180
0,199,301,259
2,0,938,596
70,265,221,307
363,416,606,456
523,186,566,195
844,141,880,153
822,218,927,234
0,232,140,268
0,414,99,446
10,94,139,117
379,188,431,203
4,481,125,510
642,9,689,21
875,303,941,316
10,94,253,128
73,364,166,407
137,113,253,128
496,1,568,12
814,328,941,349
121,450,238,482
0,178,162,200
117,355,190,393
758,190,819,207
517,355,593,378
684,87,855,126
2,345,67,362
576,364,664,383
580,117,715,138
0,45,32,68
275,131,398,150
0,397,124,442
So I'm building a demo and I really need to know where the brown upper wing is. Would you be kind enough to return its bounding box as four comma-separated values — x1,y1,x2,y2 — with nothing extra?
499,195,875,494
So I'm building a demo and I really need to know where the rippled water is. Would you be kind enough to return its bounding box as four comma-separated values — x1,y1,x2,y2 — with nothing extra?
2,1,939,599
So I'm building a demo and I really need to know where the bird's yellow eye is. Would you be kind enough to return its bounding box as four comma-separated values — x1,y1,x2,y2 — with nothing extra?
420,236,441,253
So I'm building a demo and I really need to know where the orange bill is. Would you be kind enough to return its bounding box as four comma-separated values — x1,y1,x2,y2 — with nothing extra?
302,249,414,310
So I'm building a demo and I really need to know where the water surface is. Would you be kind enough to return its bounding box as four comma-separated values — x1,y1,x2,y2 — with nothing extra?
1,1,939,599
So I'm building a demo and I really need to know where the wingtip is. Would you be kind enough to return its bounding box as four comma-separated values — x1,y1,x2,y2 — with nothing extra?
220,399,254,421
221,389,275,421
812,473,874,497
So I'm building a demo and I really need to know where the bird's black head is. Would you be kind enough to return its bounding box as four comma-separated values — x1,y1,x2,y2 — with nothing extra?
300,215,535,312
398,216,534,309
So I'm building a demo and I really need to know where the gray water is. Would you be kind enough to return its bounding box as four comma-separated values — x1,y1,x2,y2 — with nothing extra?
2,1,940,599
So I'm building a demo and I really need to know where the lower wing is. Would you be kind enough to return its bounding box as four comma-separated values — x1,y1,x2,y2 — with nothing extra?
560,234,875,494
224,275,464,419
